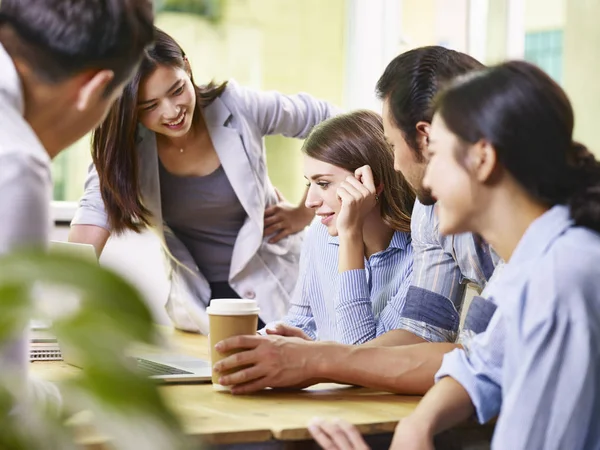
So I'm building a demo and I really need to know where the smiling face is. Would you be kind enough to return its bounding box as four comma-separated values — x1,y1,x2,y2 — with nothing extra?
423,114,480,236
303,155,354,236
137,64,196,137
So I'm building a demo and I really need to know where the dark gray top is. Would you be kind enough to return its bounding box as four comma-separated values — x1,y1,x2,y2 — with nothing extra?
160,161,246,283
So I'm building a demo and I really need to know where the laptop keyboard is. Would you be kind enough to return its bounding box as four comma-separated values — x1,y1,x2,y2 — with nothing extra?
135,358,193,376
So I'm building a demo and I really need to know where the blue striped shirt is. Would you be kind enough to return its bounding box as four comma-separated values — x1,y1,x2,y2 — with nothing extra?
275,219,413,344
396,200,501,342
436,205,600,449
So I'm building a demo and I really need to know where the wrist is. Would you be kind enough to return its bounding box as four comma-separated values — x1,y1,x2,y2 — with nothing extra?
337,228,362,241
405,408,438,437
311,342,352,379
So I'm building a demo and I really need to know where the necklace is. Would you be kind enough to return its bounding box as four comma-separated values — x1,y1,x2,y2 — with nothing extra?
179,148,184,153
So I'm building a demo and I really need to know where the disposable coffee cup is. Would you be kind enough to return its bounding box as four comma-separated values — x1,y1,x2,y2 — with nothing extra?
207,298,260,391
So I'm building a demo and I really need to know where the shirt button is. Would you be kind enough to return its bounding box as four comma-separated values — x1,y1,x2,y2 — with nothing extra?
244,290,256,299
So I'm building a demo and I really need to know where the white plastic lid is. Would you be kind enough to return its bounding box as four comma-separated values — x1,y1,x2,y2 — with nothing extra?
206,298,260,316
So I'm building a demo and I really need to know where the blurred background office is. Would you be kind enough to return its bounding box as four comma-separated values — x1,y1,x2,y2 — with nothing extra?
50,0,600,322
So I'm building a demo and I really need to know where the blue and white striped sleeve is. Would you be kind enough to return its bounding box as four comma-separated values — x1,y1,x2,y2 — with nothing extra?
334,268,374,344
336,239,414,344
375,256,413,337
276,224,318,339
394,202,464,342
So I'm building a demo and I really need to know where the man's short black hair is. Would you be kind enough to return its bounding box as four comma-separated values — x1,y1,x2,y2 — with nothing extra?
0,0,154,93
376,46,484,159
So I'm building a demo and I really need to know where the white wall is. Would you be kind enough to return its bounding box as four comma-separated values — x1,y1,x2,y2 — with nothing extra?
524,0,564,31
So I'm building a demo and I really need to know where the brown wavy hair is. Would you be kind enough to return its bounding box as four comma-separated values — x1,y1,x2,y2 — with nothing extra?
92,27,227,233
302,110,415,232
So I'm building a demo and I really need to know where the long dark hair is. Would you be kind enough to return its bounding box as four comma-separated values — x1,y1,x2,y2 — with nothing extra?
302,110,415,232
434,60,600,233
376,46,484,161
92,27,227,233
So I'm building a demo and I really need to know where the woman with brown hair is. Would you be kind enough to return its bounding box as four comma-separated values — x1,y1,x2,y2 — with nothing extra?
68,27,339,333
266,110,416,344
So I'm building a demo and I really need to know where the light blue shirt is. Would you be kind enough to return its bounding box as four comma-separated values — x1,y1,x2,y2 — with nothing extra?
396,199,501,342
436,205,600,449
276,219,413,344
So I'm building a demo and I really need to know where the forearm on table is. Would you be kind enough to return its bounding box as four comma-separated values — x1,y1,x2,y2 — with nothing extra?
408,376,476,435
311,341,459,394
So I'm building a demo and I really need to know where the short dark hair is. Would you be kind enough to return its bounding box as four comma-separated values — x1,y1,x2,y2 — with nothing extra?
376,46,484,160
0,0,154,92
435,60,600,233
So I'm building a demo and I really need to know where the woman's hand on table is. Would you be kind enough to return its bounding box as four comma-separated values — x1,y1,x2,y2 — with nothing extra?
212,334,317,393
308,418,370,450
265,323,313,340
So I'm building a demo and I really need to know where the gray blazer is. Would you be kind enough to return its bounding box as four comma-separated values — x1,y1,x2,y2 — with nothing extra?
72,80,339,333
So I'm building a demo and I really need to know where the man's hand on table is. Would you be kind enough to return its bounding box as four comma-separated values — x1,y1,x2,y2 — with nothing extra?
212,334,318,394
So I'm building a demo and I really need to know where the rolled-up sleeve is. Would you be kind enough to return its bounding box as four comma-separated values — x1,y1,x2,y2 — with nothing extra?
435,310,505,423
393,203,464,341
276,224,317,339
71,163,111,231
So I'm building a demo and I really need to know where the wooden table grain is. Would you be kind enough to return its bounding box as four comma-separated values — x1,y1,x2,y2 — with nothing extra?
31,328,484,449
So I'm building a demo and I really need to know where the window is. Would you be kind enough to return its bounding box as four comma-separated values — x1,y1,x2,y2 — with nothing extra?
51,134,92,202
524,30,563,84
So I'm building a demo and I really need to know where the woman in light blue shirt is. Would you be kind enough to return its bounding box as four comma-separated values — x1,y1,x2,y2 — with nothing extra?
267,110,415,344
309,62,600,449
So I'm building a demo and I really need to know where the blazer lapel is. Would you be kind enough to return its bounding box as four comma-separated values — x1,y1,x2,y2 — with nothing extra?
136,127,164,233
203,98,263,278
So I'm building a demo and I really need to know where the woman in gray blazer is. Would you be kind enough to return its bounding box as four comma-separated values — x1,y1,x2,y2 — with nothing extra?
69,28,339,333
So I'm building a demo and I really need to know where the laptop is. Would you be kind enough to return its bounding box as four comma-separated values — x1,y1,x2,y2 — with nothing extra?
45,241,212,383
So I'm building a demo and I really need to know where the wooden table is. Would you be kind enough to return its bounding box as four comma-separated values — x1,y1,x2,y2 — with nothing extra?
31,329,492,449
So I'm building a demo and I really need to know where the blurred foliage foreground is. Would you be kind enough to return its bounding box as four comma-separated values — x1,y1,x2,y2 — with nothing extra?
0,250,191,450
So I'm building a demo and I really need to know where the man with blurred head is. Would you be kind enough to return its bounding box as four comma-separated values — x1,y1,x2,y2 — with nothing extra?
0,0,154,406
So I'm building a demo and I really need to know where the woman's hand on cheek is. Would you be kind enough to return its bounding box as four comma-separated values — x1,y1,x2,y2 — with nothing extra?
335,165,377,236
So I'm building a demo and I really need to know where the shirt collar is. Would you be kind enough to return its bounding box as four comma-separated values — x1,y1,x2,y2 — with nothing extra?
0,43,25,116
509,205,572,264
327,230,410,251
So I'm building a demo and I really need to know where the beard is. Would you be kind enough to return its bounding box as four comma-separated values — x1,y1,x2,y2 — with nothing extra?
416,186,436,206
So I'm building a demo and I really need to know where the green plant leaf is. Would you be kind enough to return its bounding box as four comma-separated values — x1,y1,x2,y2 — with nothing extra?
0,250,190,450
